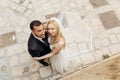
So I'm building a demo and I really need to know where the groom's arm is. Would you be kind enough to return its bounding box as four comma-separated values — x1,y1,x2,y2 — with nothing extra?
28,49,41,57
33,43,64,60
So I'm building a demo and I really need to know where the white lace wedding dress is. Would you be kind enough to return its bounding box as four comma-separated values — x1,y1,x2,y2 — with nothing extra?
49,40,71,74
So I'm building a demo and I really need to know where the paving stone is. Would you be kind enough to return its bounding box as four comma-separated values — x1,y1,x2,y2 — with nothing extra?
109,34,118,43
22,0,31,6
24,9,33,17
1,0,120,80
19,53,31,64
102,47,112,56
9,55,18,66
39,66,52,78
99,11,120,29
31,72,40,80
98,32,108,39
70,56,82,69
80,52,96,65
116,34,120,41
90,0,108,8
16,32,29,43
110,27,120,33
45,12,60,19
13,77,21,80
0,58,9,76
93,38,102,49
11,0,20,4
11,66,23,76
23,66,30,74
0,49,5,58
69,2,77,9
17,6,26,13
78,43,88,52
109,44,120,54
31,61,40,72
93,50,104,61
22,77,30,80
6,44,23,56
100,38,110,46
0,31,17,48
66,42,80,55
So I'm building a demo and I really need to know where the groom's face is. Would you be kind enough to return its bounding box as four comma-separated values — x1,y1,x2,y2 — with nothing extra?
32,24,45,38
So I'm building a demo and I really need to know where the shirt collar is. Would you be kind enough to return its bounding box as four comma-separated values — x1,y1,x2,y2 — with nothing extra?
32,34,42,41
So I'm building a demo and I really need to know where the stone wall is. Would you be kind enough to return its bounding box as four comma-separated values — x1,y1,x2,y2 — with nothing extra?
0,0,120,80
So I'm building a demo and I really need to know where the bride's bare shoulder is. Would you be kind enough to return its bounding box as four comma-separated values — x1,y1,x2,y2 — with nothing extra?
58,37,65,44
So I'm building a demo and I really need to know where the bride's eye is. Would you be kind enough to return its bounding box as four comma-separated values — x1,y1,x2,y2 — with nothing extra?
51,28,54,30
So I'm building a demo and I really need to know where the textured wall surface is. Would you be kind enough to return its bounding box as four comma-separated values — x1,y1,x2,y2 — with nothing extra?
0,0,120,80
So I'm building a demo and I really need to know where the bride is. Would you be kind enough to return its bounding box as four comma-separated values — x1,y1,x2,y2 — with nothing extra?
33,18,71,74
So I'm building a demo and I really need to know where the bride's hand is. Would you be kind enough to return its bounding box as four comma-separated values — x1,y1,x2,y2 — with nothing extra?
33,57,41,60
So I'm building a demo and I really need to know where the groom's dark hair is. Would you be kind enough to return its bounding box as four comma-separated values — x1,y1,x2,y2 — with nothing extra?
30,20,42,30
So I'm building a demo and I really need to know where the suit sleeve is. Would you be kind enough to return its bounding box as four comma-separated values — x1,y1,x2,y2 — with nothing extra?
28,49,41,57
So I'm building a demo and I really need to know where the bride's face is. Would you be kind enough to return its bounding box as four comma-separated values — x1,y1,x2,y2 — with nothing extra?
47,23,57,37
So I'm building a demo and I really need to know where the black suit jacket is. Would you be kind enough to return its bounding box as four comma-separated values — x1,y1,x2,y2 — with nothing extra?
28,33,51,57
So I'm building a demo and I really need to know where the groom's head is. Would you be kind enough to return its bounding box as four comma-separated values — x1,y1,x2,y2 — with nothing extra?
30,20,45,38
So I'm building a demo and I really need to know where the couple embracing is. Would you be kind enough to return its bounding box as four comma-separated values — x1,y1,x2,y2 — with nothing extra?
28,18,71,74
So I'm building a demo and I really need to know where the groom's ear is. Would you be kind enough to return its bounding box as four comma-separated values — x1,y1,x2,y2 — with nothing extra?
32,31,35,35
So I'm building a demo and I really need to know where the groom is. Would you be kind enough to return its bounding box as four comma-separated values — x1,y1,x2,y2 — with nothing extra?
28,20,51,66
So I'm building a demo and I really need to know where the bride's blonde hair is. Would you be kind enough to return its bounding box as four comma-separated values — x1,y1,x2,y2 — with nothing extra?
47,20,66,49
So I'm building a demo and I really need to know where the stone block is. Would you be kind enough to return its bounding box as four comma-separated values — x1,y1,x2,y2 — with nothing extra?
70,56,82,69
99,11,120,29
6,44,23,56
16,32,28,43
24,9,33,17
98,32,108,39
111,27,120,33
0,49,5,58
102,47,112,56
31,61,40,72
23,0,30,6
11,66,23,76
80,52,95,65
11,0,19,3
100,38,110,46
89,0,108,8
0,58,8,76
109,44,120,55
13,77,21,80
41,3,51,10
39,66,52,78
69,2,77,9
31,72,40,80
67,42,79,55
17,6,26,13
116,34,120,41
109,34,118,44
19,53,31,64
45,12,60,19
23,66,30,74
78,43,88,52
9,2,18,9
93,38,102,49
93,50,104,61
0,31,17,48
22,77,30,80
9,55,18,66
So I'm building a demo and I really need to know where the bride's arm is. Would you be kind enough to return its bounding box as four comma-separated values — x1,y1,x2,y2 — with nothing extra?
33,43,64,60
